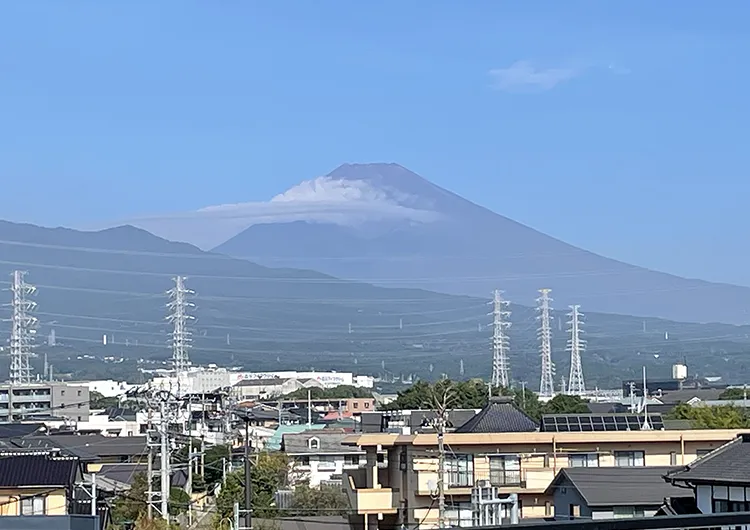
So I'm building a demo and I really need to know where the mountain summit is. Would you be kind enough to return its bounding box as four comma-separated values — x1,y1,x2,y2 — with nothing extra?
210,163,749,324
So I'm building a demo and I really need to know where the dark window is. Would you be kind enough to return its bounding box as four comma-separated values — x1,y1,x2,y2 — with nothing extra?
365,402,370,409
353,402,359,409
344,455,360,466
614,451,644,467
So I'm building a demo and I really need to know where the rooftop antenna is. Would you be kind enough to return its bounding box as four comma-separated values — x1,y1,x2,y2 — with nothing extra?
490,289,511,388
566,305,586,395
167,276,195,379
537,289,555,398
8,271,37,385
641,366,652,430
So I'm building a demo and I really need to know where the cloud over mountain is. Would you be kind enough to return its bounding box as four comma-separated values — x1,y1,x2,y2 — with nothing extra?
122,176,439,249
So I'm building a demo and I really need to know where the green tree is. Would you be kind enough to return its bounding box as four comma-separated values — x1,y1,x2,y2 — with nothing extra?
112,472,149,525
719,388,748,400
669,403,750,429
90,390,120,409
289,483,350,516
168,487,191,516
214,452,292,527
541,394,590,415
281,385,373,400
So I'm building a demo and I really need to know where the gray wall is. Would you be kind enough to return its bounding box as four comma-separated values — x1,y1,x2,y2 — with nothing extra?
552,478,593,520
0,515,99,530
51,384,90,421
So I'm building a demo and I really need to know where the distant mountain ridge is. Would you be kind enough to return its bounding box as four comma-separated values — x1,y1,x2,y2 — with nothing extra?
1,218,750,387
212,163,750,325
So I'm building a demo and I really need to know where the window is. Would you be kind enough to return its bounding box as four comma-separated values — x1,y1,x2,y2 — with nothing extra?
446,454,473,487
489,455,521,486
614,451,644,467
61,390,65,396
365,402,370,409
353,402,359,409
569,504,580,520
21,496,46,515
445,502,473,527
77,390,82,396
344,455,360,466
713,500,750,513
296,456,311,466
613,506,644,519
568,453,599,468
308,437,320,450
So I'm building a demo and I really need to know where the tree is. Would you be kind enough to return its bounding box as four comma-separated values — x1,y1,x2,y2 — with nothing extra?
90,390,120,409
280,385,373,400
112,472,149,525
289,483,350,516
541,394,590,415
719,388,748,400
669,403,750,429
214,452,292,527
168,487,191,516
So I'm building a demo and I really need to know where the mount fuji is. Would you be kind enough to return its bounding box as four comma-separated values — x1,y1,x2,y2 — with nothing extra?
136,163,749,324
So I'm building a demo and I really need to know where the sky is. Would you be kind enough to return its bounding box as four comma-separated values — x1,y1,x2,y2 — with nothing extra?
1,1,750,285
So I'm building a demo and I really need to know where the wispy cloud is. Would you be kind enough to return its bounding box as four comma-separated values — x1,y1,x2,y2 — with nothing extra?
114,177,440,249
489,60,582,93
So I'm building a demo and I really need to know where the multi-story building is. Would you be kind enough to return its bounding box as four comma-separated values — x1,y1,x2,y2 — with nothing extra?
342,397,749,529
0,383,90,422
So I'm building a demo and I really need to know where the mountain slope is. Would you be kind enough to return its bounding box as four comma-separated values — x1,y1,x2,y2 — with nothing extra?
213,163,749,325
0,220,749,386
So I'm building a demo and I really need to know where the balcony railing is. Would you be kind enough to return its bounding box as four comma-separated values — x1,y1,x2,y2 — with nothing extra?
488,470,523,487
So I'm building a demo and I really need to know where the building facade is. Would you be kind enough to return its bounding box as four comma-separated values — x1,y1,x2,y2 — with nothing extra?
282,430,366,487
0,383,90,422
342,428,749,529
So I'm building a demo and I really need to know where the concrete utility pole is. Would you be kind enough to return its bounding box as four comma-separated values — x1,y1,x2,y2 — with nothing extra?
167,276,195,381
537,289,555,398
490,290,511,388
566,305,586,395
9,271,37,385
159,401,171,522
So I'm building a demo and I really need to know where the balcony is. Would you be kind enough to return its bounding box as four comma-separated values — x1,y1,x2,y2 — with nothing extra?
344,472,398,515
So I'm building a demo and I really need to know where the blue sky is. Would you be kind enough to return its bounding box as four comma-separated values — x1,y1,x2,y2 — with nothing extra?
1,2,749,285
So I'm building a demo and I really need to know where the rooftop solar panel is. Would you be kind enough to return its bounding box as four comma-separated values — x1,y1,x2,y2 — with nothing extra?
540,413,665,432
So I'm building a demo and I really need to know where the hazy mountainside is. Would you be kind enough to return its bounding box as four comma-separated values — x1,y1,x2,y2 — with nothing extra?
213,163,750,325
1,220,750,386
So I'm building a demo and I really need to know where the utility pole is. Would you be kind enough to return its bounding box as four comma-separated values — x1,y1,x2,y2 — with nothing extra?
147,410,155,519
490,290,511,388
8,271,37,385
566,305,586,395
167,276,195,384
537,289,555,398
159,400,171,522
244,421,252,530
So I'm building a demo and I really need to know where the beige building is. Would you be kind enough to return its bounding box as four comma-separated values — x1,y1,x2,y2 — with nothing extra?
343,422,749,529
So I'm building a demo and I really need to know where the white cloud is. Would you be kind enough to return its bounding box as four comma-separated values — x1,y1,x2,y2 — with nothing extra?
120,177,440,249
489,61,581,92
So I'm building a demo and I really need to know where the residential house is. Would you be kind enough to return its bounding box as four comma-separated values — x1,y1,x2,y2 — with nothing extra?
342,397,748,529
0,453,82,516
666,433,750,515
282,429,366,487
545,467,689,520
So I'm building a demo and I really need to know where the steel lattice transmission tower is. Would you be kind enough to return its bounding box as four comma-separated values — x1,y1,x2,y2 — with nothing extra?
9,271,38,385
566,304,586,395
490,289,511,388
537,289,555,398
166,276,195,375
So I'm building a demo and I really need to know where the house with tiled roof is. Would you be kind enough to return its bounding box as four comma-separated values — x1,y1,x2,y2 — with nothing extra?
0,453,82,516
665,433,750,514
282,429,365,487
